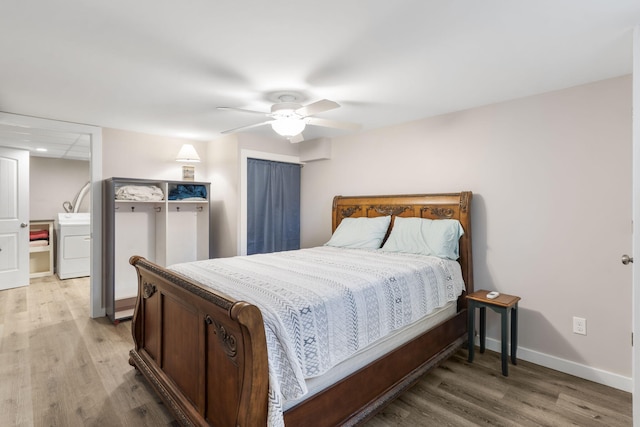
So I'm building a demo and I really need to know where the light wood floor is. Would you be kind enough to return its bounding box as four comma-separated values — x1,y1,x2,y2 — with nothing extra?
0,276,632,426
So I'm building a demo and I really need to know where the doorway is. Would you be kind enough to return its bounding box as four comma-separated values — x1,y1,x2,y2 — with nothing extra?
632,25,640,427
246,158,301,254
239,149,302,256
0,112,103,317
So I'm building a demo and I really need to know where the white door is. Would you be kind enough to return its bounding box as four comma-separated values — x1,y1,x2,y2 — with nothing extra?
633,25,640,427
0,147,29,290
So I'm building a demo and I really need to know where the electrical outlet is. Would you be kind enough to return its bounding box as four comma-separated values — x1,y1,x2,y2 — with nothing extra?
573,317,587,335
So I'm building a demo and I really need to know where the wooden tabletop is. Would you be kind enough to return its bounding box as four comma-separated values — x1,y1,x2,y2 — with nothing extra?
466,289,521,307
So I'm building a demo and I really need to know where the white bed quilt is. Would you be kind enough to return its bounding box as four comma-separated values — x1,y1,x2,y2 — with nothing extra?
169,246,465,427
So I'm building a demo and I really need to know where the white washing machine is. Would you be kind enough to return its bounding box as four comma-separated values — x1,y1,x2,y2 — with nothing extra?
56,212,91,279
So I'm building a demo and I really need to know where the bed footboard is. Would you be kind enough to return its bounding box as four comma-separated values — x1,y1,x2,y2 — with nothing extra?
128,256,269,427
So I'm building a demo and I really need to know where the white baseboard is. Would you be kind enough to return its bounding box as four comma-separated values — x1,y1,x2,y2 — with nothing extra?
480,337,632,393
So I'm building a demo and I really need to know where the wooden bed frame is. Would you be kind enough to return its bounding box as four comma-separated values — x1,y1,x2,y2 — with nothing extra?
128,191,473,426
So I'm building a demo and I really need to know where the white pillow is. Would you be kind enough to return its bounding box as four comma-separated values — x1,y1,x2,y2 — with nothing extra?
325,216,391,249
381,216,464,259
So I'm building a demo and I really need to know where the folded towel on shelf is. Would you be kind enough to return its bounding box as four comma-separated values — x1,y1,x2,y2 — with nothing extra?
30,230,49,241
115,185,164,201
168,184,207,201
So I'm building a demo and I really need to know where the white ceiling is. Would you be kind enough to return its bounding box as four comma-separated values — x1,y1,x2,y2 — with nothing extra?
0,123,90,160
1,0,639,148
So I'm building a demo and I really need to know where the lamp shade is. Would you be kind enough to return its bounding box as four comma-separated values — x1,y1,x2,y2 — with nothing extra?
176,144,200,162
271,118,306,137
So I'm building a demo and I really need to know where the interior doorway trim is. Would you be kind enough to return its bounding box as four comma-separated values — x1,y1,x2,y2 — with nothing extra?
0,112,104,318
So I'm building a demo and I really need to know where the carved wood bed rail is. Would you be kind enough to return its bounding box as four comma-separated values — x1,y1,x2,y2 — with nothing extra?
128,192,473,426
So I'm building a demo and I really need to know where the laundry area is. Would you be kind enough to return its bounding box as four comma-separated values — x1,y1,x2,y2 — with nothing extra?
28,156,92,281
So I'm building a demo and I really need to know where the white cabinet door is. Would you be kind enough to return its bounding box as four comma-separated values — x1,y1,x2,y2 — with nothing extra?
0,147,29,290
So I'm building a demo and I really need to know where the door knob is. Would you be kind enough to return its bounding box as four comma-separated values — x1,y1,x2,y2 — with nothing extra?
622,254,634,265
20,222,28,228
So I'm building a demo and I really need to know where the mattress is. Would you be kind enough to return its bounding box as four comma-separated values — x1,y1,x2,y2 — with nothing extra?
169,246,465,427
283,300,457,410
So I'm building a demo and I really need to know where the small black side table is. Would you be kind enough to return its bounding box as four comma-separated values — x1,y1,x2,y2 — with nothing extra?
467,290,521,376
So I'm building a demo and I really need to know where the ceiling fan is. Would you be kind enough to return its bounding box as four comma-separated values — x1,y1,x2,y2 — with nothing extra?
217,96,361,143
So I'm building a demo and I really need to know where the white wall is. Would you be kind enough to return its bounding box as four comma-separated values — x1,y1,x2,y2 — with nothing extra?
30,157,90,220
101,128,208,181
300,76,633,384
208,134,240,258
205,133,299,258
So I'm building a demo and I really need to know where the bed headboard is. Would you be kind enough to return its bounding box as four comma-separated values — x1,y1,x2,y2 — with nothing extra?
331,192,473,296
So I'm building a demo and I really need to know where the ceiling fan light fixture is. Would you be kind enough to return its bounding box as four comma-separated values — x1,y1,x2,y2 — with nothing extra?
271,118,306,137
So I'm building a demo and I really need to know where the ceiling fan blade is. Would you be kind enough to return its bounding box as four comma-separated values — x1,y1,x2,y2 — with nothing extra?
288,133,305,144
305,117,361,131
217,106,268,115
295,99,340,117
221,120,274,134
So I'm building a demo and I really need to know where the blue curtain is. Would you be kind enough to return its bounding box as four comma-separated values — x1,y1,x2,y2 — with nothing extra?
247,158,301,255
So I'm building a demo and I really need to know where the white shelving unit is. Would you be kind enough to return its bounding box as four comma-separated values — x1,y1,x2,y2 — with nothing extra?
103,178,210,322
29,220,54,278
